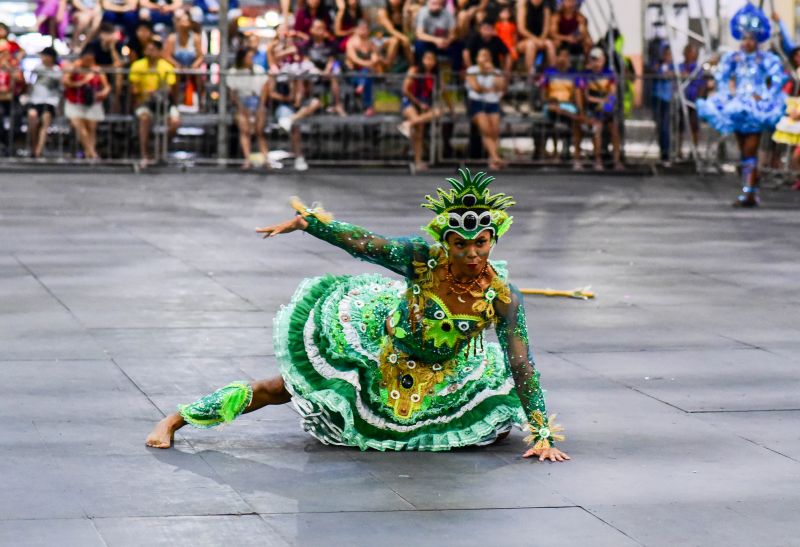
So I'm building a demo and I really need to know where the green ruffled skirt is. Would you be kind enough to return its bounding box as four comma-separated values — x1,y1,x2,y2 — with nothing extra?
274,273,526,451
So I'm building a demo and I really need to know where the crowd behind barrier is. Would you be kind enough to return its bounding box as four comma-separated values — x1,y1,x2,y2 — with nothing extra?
3,0,799,177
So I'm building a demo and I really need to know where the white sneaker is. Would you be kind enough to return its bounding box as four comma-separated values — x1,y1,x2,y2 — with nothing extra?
278,117,293,133
294,156,309,171
397,122,411,139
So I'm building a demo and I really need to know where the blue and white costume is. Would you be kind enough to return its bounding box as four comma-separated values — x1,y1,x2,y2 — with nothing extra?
697,50,787,134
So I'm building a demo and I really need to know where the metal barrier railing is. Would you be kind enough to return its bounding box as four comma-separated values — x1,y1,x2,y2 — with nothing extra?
3,65,798,174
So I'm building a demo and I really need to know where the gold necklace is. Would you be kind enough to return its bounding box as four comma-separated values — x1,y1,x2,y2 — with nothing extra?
445,264,488,296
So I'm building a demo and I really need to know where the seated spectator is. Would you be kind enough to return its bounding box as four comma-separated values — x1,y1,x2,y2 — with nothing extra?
516,0,554,73
377,0,413,69
464,19,511,73
345,19,382,115
101,0,140,43
86,23,124,112
190,0,241,42
578,47,622,170
27,47,62,159
540,44,580,160
129,40,181,168
266,27,321,171
397,49,442,172
128,21,155,63
295,0,333,36
549,0,590,61
301,18,346,116
465,47,506,169
415,0,462,71
334,0,366,53
494,6,518,66
140,0,183,30
164,11,204,107
71,0,103,50
244,33,269,71
228,48,269,169
62,47,110,160
0,23,24,64
403,0,426,36
35,0,69,41
455,0,487,40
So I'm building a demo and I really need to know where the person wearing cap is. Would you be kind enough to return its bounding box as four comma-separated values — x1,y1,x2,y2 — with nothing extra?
27,47,62,159
129,39,181,168
577,46,623,170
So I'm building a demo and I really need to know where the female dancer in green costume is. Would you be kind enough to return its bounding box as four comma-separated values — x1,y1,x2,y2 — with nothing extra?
146,169,569,462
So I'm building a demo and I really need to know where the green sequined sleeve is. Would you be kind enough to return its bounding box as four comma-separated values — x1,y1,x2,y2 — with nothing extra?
304,215,430,278
496,284,548,420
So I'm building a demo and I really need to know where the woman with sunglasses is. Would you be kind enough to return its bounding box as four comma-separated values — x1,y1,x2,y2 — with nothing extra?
146,169,569,463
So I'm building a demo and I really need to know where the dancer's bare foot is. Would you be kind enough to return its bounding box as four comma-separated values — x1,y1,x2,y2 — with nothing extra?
145,413,184,449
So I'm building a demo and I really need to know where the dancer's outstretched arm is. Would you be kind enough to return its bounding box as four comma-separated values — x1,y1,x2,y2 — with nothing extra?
256,202,430,278
496,284,570,462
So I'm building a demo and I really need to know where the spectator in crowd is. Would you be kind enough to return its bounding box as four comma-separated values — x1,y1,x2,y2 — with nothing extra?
27,47,61,158
651,43,673,165
165,11,204,108
678,43,704,156
128,21,156,63
140,0,183,29
398,49,442,172
549,0,590,61
0,24,24,64
403,0,426,36
579,47,622,170
346,19,382,115
228,47,269,169
244,32,269,71
62,47,110,160
0,42,23,152
464,19,511,73
267,26,304,71
129,40,180,168
86,23,124,112
377,0,413,69
465,47,506,169
301,18,346,116
100,0,140,43
415,0,462,71
71,0,103,50
455,0,487,40
264,70,318,171
516,0,555,74
334,0,366,52
494,6,518,67
540,44,581,160
295,0,332,35
35,0,69,41
190,0,241,43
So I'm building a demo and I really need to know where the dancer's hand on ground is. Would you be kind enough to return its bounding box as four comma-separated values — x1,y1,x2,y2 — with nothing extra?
255,216,308,238
523,446,570,462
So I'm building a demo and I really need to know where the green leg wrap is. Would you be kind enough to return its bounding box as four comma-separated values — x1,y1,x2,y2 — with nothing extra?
177,381,254,429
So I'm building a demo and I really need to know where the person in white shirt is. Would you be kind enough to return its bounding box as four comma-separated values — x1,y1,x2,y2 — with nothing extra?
465,48,507,169
228,47,270,170
27,47,61,159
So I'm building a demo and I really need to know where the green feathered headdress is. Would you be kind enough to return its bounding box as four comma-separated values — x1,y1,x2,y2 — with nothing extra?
421,168,515,242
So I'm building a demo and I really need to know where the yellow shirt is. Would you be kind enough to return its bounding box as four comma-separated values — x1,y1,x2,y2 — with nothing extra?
129,58,177,102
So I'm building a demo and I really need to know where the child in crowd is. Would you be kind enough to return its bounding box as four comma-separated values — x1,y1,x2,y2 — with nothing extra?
346,19,383,116
494,6,519,65
541,45,581,161
398,49,442,172
465,47,506,170
27,47,62,159
300,18,346,116
579,46,622,170
678,43,705,156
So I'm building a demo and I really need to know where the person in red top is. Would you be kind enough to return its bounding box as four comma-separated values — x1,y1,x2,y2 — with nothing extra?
397,50,443,172
0,42,23,153
62,47,110,160
0,23,25,64
549,0,590,61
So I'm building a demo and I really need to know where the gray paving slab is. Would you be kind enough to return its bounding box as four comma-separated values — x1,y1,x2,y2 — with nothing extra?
262,507,640,547
1,170,799,546
0,519,105,547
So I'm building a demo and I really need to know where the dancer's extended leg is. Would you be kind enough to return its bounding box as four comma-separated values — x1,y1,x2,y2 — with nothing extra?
145,376,291,448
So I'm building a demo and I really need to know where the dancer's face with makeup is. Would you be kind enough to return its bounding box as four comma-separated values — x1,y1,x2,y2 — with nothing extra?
446,229,494,277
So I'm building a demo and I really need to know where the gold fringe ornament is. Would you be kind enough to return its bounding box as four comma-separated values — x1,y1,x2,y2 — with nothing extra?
520,287,595,300
523,410,566,451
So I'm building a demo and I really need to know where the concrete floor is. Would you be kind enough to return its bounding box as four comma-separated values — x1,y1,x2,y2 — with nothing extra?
1,169,799,547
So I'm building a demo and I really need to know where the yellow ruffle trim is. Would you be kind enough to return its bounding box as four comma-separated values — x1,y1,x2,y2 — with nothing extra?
289,196,334,224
